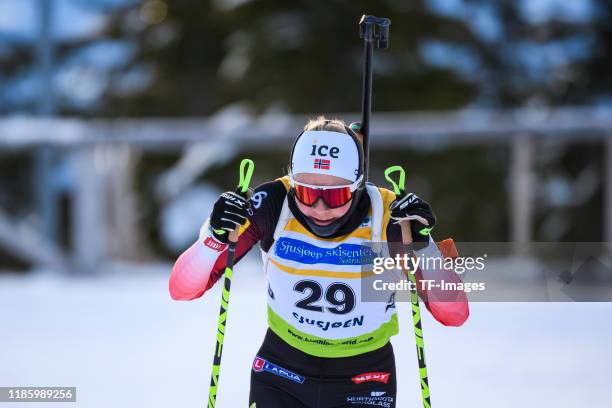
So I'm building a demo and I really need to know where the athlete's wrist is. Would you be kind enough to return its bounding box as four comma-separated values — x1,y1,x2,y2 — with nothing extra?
200,218,229,252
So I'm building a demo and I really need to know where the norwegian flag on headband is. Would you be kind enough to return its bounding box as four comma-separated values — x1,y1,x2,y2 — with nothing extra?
313,158,330,170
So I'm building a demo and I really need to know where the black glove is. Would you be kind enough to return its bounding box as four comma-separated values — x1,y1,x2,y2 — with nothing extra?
389,193,436,242
209,191,250,243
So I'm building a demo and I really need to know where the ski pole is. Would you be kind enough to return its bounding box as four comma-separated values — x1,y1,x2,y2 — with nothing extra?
359,14,390,181
207,158,254,408
385,165,432,408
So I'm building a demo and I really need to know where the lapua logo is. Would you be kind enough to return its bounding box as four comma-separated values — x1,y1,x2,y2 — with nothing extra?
351,372,391,384
252,356,265,372
252,356,305,384
310,144,339,158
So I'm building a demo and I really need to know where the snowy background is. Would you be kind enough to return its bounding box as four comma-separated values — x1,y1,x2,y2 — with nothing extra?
1,253,611,408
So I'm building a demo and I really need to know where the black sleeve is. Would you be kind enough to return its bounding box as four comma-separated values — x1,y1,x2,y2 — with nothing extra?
245,179,288,253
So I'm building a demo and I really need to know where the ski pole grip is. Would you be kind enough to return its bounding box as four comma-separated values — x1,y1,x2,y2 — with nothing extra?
400,221,413,245
384,165,413,245
229,158,255,243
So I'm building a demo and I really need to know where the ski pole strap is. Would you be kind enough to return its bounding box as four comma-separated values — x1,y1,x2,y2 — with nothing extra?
384,165,405,196
385,165,413,244
228,158,254,244
237,158,254,195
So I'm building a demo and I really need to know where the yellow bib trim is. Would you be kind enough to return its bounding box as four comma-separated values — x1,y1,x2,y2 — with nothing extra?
269,258,375,279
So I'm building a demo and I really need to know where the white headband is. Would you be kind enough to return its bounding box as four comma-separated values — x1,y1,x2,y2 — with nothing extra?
290,130,360,182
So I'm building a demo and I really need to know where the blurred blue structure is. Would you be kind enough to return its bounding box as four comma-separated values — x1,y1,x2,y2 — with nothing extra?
0,107,611,271
0,0,610,272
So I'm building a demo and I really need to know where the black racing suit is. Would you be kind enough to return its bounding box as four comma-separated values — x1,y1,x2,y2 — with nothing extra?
250,329,397,408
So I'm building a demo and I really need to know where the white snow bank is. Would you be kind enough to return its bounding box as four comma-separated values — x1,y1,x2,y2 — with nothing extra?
1,257,610,407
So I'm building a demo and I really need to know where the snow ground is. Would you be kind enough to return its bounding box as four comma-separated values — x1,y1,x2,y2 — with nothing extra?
1,255,611,408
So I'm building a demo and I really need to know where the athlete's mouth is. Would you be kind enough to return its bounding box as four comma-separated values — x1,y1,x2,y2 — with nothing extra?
309,216,337,226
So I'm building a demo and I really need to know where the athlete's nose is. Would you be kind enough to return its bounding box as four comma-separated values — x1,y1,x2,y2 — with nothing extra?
311,197,330,212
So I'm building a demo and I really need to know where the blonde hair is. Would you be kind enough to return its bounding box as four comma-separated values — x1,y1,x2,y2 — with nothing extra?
303,115,363,144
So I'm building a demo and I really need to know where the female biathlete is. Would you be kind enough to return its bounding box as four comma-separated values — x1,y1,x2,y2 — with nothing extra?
169,116,469,408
